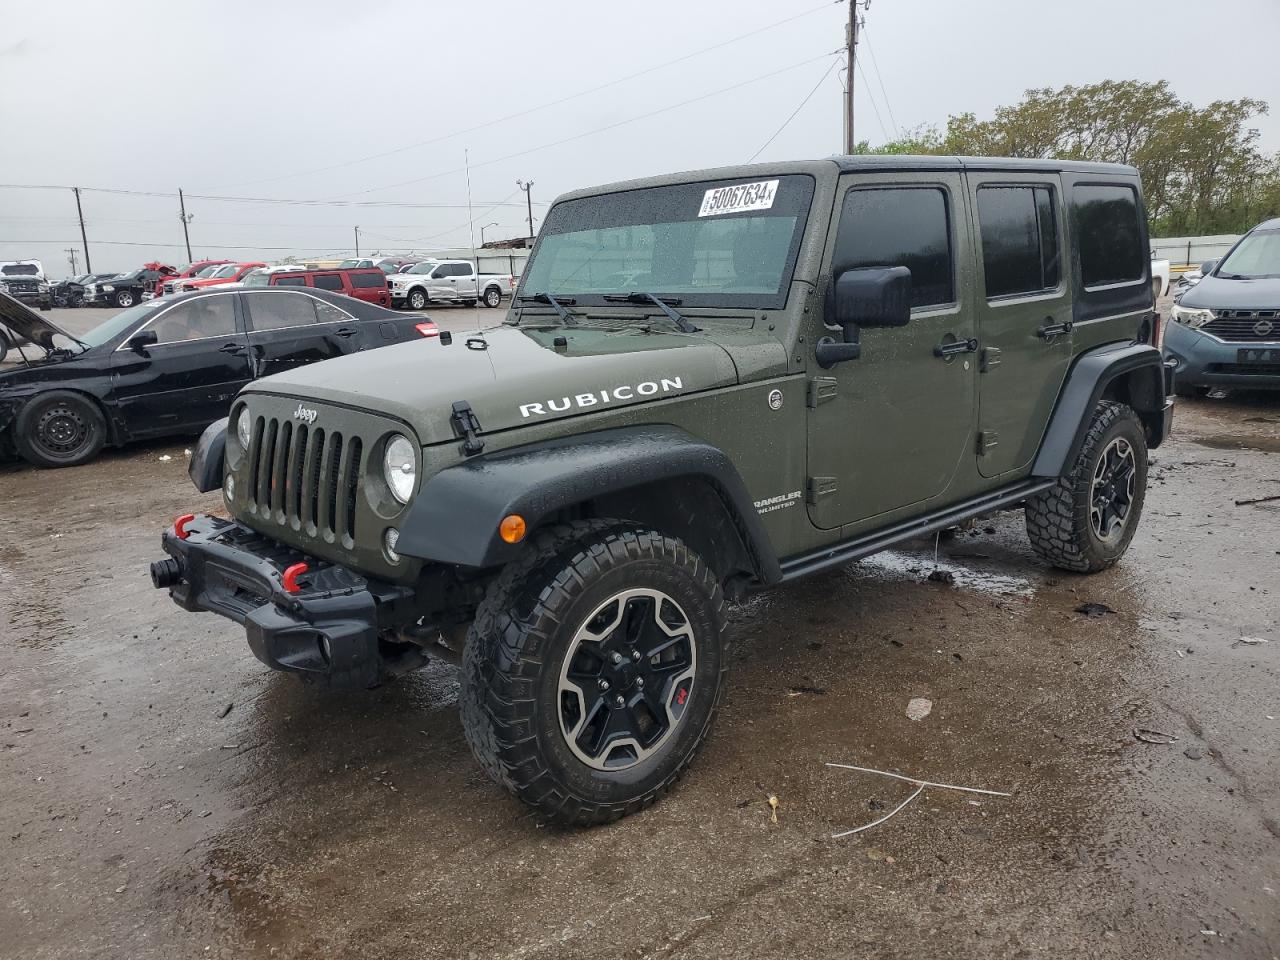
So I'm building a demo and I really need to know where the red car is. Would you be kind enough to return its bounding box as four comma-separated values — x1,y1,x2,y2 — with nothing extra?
251,266,391,308
179,262,265,294
156,259,235,297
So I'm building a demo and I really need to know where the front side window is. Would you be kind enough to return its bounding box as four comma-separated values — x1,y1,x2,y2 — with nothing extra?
832,187,954,308
977,185,1060,298
312,274,343,291
247,292,318,331
1216,229,1280,280
519,174,815,309
1073,184,1144,288
148,297,237,344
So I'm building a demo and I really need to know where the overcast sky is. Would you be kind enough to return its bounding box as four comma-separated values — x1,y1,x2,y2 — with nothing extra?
1,0,1277,276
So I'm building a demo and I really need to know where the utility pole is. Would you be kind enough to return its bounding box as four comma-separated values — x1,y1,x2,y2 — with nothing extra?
354,226,360,257
64,247,79,275
516,179,535,242
72,186,92,273
843,0,863,155
178,188,194,263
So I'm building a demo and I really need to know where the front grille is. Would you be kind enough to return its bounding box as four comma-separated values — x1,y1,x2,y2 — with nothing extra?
246,416,365,545
5,280,37,293
1203,310,1280,342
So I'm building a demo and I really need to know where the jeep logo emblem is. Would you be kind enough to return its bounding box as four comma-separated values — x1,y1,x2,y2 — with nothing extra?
292,404,318,424
1254,319,1275,337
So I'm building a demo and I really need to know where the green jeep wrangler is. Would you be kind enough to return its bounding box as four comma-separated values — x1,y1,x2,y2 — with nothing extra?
152,157,1174,825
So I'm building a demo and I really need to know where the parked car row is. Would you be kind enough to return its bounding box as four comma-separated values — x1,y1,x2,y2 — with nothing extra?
0,285,439,467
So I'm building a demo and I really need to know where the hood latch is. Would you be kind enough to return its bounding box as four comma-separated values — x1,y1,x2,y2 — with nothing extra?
450,401,486,456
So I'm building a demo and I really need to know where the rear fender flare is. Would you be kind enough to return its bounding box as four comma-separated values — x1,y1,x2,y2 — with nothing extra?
396,425,782,582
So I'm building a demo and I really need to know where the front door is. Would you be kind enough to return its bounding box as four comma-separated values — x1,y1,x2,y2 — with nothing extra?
806,174,978,530
965,172,1073,477
111,294,252,436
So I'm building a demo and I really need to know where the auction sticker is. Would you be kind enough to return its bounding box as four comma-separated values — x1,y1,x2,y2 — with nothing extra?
698,179,779,218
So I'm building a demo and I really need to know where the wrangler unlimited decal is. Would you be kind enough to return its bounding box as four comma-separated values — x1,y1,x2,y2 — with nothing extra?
518,377,684,418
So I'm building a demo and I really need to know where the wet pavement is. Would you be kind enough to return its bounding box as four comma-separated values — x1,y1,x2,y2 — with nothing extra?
1,384,1277,958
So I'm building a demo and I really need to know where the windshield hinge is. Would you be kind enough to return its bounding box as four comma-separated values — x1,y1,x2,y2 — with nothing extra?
450,401,485,456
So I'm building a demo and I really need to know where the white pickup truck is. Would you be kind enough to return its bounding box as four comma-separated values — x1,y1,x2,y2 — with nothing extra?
1151,252,1171,300
387,259,516,310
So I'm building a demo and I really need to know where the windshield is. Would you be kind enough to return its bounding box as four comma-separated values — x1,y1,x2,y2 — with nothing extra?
242,270,270,286
405,261,439,275
1,264,40,277
1216,229,1280,279
209,265,239,279
194,264,223,277
338,259,364,269
519,175,814,310
77,300,167,348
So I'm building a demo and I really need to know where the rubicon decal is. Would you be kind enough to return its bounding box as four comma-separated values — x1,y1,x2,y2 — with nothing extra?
518,377,684,419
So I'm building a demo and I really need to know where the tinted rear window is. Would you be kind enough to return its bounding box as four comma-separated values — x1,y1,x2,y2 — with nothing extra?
350,272,386,288
312,274,343,291
1073,185,1144,288
273,275,307,287
977,185,1060,298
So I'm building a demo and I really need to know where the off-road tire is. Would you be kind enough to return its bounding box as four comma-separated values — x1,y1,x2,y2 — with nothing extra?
114,289,135,308
1025,400,1147,573
482,286,502,308
460,520,728,826
14,390,107,468
407,288,427,310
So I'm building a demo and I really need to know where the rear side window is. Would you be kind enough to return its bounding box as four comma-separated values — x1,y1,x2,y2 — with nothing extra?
312,274,343,291
977,185,1060,298
833,187,954,308
1073,185,1144,288
314,299,352,323
350,272,385,288
246,292,318,330
273,275,307,287
451,262,474,277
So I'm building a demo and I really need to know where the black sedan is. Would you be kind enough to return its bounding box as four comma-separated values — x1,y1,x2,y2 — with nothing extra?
0,286,438,468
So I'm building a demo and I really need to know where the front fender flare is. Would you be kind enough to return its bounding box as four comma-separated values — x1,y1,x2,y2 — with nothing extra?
189,417,227,493
396,425,781,580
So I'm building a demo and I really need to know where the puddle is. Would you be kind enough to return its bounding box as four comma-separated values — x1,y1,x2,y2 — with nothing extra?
1191,434,1280,454
851,549,1036,597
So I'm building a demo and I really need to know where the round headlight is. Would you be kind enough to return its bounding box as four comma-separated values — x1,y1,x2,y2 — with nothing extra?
236,408,252,448
383,434,416,504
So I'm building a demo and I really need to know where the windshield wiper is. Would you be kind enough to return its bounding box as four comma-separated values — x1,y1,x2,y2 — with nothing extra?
601,292,699,332
516,292,578,326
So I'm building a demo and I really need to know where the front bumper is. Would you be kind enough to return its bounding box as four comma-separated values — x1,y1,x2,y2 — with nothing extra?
153,514,413,688
1164,321,1280,390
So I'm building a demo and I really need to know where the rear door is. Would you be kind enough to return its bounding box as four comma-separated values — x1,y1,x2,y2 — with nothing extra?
452,262,478,300
110,295,252,436
242,290,349,376
309,272,346,298
966,171,1072,477
346,270,390,306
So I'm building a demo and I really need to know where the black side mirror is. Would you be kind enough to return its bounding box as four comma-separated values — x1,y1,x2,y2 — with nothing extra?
127,329,158,352
1200,259,1217,275
816,266,912,368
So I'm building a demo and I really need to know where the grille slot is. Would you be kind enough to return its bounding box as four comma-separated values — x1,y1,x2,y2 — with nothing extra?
1203,311,1280,343
246,420,364,541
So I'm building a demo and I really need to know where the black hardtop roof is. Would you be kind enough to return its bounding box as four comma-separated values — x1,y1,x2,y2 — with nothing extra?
556,156,1140,204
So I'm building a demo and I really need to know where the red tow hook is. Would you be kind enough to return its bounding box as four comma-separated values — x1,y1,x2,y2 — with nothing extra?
174,514,197,540
281,562,309,594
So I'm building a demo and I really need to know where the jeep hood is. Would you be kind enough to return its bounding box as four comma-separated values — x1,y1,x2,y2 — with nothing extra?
245,323,748,445
0,289,77,351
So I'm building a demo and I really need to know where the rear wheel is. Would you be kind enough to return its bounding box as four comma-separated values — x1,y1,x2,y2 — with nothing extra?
483,286,502,308
1025,400,1147,572
14,390,107,468
407,288,427,310
114,289,135,308
460,521,727,825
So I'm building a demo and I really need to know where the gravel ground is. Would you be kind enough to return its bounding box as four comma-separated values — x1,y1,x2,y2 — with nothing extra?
1,299,1277,959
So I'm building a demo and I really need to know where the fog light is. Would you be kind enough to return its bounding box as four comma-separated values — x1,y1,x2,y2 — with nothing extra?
384,527,401,562
224,474,236,501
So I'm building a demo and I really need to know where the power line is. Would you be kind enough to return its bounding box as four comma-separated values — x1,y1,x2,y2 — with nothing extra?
748,57,842,163
211,0,845,191
861,26,900,139
0,184,546,210
855,58,889,143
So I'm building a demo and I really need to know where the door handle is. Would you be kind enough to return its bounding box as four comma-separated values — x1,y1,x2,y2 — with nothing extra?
219,342,246,355
334,327,358,338
1037,317,1074,339
933,337,978,358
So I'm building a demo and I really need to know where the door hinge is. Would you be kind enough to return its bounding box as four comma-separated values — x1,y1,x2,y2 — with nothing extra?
980,346,1002,373
976,430,999,455
807,377,838,408
450,401,485,455
806,476,838,503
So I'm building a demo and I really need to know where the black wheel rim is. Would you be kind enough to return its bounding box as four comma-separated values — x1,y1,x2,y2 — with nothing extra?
1090,437,1136,541
34,403,93,459
557,588,697,771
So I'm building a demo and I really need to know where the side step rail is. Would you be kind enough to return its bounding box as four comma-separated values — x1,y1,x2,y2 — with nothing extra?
776,478,1056,583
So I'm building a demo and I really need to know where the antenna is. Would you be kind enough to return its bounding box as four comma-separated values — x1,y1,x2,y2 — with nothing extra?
465,148,480,332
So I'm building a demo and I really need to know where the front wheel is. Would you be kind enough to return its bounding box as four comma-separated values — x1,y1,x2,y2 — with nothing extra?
114,289,135,308
407,288,427,310
482,286,502,308
460,521,727,826
14,390,107,468
1025,400,1148,572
